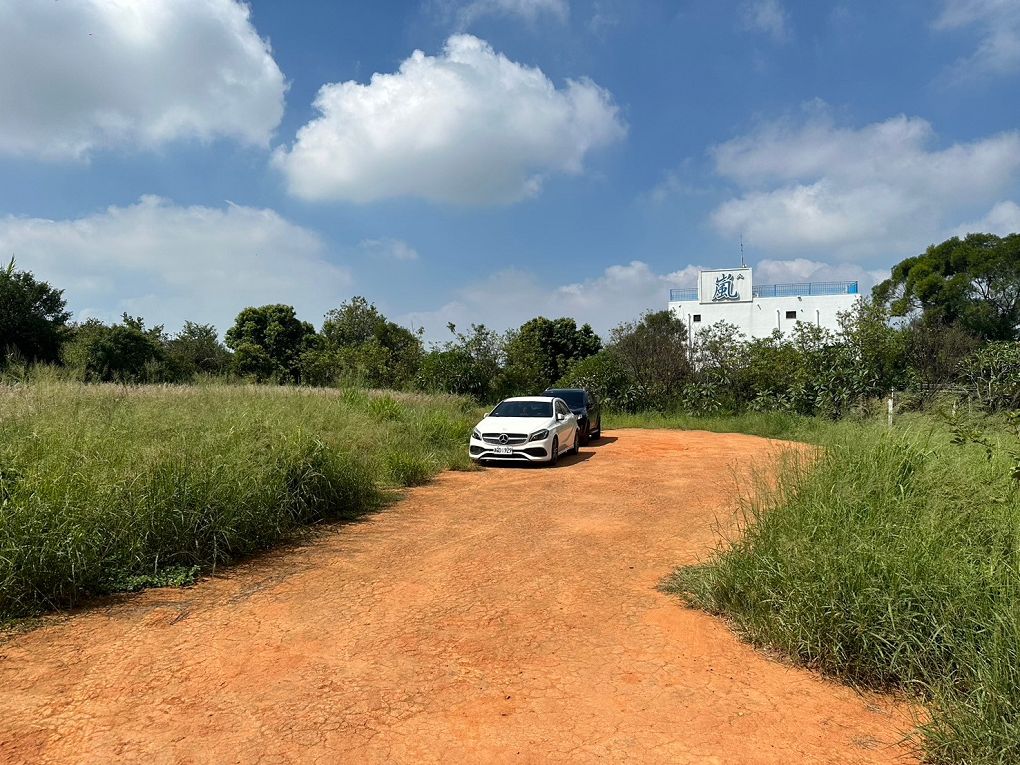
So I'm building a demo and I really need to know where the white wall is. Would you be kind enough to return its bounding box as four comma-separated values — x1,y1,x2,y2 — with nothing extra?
669,293,860,340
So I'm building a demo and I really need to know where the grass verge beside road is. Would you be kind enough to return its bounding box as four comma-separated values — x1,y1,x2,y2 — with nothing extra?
609,410,832,442
0,382,476,621
665,415,1020,764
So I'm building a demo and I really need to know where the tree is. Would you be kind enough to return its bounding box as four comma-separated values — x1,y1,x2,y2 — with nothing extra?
874,233,1020,341
63,314,165,382
417,323,504,400
166,322,232,378
315,297,422,387
836,299,907,395
504,317,602,392
902,320,979,388
964,342,1020,411
555,350,637,411
608,310,692,406
225,305,317,383
0,258,71,364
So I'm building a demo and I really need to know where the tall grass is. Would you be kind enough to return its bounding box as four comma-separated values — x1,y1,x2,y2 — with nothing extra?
671,419,1020,764
0,382,477,620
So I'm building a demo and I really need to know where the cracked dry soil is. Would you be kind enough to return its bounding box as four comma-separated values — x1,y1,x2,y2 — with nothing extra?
0,429,917,764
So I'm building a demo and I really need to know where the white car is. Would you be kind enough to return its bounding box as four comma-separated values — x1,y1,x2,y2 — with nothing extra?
469,396,580,466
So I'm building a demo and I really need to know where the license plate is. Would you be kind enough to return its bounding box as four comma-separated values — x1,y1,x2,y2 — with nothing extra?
493,446,513,455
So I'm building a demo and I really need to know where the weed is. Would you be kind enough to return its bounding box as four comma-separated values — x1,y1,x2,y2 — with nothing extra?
669,418,1020,764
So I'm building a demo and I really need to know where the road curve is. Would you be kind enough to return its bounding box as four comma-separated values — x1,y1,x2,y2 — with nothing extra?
0,429,917,764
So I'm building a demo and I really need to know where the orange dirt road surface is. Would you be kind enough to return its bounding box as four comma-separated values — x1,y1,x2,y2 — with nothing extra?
0,429,918,764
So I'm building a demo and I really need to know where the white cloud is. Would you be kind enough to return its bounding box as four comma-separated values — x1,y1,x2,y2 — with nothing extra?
741,0,790,42
400,261,701,342
0,197,350,334
952,200,1020,237
0,0,286,159
274,35,626,205
935,0,1020,77
447,0,569,27
710,108,1020,258
357,238,420,262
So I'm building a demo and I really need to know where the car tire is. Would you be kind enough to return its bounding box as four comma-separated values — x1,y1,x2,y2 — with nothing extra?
571,431,580,456
549,437,560,467
591,419,601,440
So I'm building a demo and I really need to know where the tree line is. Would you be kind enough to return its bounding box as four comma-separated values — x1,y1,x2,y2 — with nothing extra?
1,232,1018,413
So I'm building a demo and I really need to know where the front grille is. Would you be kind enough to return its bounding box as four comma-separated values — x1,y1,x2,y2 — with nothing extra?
482,433,528,445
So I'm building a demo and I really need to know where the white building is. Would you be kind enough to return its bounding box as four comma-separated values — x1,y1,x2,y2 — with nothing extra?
668,267,861,340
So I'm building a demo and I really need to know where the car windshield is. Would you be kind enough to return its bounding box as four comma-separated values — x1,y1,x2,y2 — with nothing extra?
490,400,553,418
545,390,585,408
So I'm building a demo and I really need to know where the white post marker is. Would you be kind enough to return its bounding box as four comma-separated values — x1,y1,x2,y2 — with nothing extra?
887,394,894,428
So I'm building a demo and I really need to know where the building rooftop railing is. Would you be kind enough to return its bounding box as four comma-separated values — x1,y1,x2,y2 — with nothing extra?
752,281,859,298
668,287,698,301
669,280,858,302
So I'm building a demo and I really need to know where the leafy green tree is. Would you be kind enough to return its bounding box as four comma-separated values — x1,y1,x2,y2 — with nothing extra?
965,341,1020,411
225,305,317,383
315,297,422,387
503,317,602,391
417,323,504,400
874,233,1020,341
609,310,692,406
166,321,232,379
0,258,71,364
836,299,907,395
686,321,748,411
556,350,637,411
63,314,165,382
902,320,979,388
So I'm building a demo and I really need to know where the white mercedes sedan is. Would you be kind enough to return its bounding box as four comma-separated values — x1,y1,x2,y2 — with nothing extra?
469,396,579,466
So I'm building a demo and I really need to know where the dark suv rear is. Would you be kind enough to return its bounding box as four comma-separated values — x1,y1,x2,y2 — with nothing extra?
541,388,601,445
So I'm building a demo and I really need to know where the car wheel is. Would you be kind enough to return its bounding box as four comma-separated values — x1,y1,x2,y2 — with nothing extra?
571,431,580,455
591,419,601,440
549,437,559,466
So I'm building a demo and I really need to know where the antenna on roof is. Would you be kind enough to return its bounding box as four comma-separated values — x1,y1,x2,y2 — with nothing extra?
739,233,746,268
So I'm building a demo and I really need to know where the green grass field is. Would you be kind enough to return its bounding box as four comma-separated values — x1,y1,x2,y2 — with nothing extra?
0,382,477,620
667,415,1020,764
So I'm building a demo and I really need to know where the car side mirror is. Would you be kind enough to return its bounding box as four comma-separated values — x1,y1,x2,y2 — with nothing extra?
556,413,565,422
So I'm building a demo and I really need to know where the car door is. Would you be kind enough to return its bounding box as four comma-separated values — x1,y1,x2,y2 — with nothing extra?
555,399,575,446
586,392,599,433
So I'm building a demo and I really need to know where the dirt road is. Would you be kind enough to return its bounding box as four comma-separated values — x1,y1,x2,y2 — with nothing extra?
0,429,916,764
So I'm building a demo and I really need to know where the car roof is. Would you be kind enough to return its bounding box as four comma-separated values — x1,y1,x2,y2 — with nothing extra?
543,388,584,392
500,396,558,402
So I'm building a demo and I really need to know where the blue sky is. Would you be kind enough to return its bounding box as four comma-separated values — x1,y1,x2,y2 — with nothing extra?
1,0,1018,341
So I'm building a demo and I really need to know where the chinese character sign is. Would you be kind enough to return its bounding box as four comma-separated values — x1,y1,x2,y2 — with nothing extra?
712,273,740,302
698,267,751,304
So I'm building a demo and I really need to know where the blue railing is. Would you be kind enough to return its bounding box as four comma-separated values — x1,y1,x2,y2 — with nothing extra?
751,281,858,298
668,281,858,302
668,287,698,301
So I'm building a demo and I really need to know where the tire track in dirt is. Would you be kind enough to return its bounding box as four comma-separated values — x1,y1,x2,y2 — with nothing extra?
0,429,917,764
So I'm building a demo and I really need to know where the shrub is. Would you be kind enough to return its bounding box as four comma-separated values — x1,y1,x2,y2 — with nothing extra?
556,351,640,411
0,383,476,619
673,421,1020,764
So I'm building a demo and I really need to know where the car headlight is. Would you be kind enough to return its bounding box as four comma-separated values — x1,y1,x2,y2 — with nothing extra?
472,429,481,440
528,429,549,442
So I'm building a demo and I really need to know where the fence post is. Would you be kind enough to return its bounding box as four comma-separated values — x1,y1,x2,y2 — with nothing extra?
887,393,894,428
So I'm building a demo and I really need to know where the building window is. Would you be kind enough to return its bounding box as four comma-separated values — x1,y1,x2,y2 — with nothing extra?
785,310,797,320
692,314,701,322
